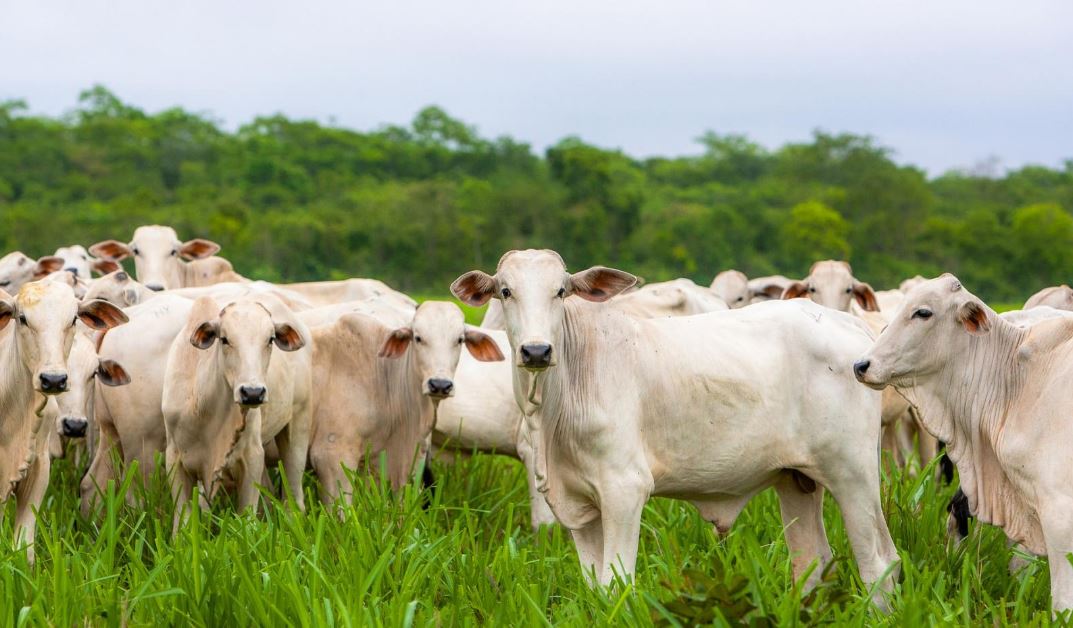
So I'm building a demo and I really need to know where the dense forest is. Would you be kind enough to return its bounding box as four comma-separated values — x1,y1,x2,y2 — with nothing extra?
2,86,1071,302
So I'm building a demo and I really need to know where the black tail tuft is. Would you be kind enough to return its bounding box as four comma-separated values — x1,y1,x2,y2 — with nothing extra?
947,487,971,539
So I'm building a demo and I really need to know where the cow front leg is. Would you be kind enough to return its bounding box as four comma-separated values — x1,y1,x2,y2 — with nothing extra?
14,453,51,564
81,419,121,518
516,433,556,529
167,444,195,534
236,441,266,515
274,423,309,512
1039,499,1073,613
570,518,604,587
597,485,649,586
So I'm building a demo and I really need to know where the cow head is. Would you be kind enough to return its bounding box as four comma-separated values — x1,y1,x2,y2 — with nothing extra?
783,260,879,313
83,271,146,307
189,300,304,407
0,281,128,395
0,252,65,294
54,333,131,438
710,270,750,308
378,301,503,400
452,249,637,371
90,225,220,291
52,245,119,279
854,274,991,390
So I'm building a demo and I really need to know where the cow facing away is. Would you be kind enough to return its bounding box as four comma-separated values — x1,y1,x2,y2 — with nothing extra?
89,225,231,291
0,282,127,561
452,250,898,605
854,274,1073,612
163,296,312,531
1025,285,1073,311
307,301,502,504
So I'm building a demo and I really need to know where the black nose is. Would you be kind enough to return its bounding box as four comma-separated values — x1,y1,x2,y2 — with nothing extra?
61,417,88,438
427,378,454,397
39,372,68,393
65,267,80,276
239,385,267,406
520,343,553,368
853,359,870,379
146,284,164,292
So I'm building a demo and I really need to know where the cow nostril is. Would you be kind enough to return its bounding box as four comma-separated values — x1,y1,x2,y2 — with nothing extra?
39,373,68,392
239,385,267,406
520,343,553,367
853,359,871,378
427,378,454,396
61,417,88,438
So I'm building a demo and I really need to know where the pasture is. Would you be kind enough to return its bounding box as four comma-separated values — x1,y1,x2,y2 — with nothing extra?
0,302,1055,626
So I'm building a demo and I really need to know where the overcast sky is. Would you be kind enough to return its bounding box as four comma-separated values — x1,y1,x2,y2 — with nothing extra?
3,1,1070,175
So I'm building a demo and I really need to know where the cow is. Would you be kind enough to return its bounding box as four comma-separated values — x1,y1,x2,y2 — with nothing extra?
0,281,127,561
0,252,64,294
710,271,790,308
1025,285,1073,311
280,278,417,309
163,295,312,531
451,250,898,605
52,245,120,280
783,260,936,470
307,301,502,504
89,225,236,291
853,274,1073,612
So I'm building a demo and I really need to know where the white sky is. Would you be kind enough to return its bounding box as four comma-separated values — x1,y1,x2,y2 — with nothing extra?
2,0,1071,175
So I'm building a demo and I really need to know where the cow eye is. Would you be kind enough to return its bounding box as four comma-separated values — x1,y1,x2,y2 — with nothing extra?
0,280,9,287
845,288,852,294
736,296,743,302
500,288,511,299
457,337,464,344
808,287,816,293
170,250,178,256
556,288,566,298
414,336,422,344
18,314,27,325
912,309,933,320
220,337,230,346
72,316,78,325
132,247,140,256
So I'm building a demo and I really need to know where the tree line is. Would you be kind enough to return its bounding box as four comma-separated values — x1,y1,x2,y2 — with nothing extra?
2,85,1072,302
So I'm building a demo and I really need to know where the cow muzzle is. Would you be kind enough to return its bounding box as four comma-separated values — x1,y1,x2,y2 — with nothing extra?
238,384,267,407
61,416,89,438
38,371,69,394
853,358,887,390
519,343,553,370
426,378,454,399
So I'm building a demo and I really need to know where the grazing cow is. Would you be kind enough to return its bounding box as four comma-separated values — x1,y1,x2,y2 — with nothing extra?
1025,285,1073,311
452,250,898,603
0,282,127,560
854,274,1073,611
89,225,234,291
163,295,312,530
307,301,502,503
0,252,64,294
783,261,936,469
52,245,120,280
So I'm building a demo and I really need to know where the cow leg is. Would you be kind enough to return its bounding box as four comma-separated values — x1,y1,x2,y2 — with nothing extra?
570,519,604,587
81,419,121,518
516,434,556,529
597,487,649,585
14,453,50,564
236,441,266,515
274,424,308,512
167,444,195,534
1039,500,1073,612
774,473,832,592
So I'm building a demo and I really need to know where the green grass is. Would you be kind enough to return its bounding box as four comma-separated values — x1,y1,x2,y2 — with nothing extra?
0,451,1061,626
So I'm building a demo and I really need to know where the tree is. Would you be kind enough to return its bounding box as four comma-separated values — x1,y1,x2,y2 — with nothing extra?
779,201,851,272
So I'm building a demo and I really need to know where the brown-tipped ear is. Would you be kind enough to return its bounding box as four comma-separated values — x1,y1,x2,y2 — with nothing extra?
91,259,121,276
33,256,64,279
753,283,786,300
958,300,992,335
451,271,496,306
464,328,505,362
191,320,220,349
179,239,221,261
89,240,132,262
0,299,13,331
569,266,637,302
97,359,132,386
78,300,129,330
272,323,305,352
782,281,809,300
378,327,413,358
852,282,880,312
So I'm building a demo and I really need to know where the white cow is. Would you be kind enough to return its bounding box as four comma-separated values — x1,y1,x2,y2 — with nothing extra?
279,278,417,310
1025,285,1073,312
854,274,1073,612
0,282,127,560
0,252,64,294
52,245,120,280
89,225,238,291
710,271,790,308
163,295,312,530
452,250,898,603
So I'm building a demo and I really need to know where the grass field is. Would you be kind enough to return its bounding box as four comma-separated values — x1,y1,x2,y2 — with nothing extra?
1,299,1061,626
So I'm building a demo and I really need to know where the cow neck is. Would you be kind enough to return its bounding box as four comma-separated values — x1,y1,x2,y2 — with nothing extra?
378,344,432,487
0,327,40,500
538,299,610,441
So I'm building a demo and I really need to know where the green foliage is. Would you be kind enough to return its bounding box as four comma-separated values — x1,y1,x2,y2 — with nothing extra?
2,86,1073,302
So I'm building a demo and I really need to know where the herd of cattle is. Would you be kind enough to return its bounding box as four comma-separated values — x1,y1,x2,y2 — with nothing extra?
3,224,1073,612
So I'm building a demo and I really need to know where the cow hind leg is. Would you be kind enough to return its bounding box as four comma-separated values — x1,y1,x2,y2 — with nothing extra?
775,472,832,592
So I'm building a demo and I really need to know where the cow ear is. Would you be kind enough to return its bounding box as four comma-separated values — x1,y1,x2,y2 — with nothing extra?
451,271,496,306
852,282,880,312
782,281,809,300
78,299,129,330
464,328,505,362
89,240,132,262
568,266,637,302
191,320,220,349
272,323,305,352
0,298,12,331
33,256,64,279
753,283,786,300
179,239,221,261
957,300,992,335
378,327,413,358
91,259,121,276
97,359,132,386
